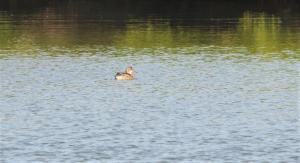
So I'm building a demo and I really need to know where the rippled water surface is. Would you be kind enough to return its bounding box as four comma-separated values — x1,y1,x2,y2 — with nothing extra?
0,0,300,162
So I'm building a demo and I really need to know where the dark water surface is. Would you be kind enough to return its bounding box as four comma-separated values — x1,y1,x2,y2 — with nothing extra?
0,1,299,162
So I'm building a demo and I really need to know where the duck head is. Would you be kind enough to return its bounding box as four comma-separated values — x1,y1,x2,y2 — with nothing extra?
125,66,133,76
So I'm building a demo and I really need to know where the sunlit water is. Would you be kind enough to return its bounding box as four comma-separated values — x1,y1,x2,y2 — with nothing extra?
1,48,299,162
0,1,300,162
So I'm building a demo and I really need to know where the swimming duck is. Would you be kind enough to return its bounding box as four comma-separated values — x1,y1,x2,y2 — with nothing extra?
115,66,134,80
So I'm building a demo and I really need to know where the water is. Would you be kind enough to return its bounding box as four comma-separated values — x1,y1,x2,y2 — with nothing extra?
0,1,300,162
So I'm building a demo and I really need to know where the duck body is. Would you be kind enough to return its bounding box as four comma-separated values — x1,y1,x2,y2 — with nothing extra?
115,66,134,80
115,72,133,80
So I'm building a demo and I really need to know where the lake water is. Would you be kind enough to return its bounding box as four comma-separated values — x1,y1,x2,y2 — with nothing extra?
0,1,299,162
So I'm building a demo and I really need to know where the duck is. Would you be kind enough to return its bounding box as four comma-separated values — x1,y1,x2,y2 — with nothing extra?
115,66,134,80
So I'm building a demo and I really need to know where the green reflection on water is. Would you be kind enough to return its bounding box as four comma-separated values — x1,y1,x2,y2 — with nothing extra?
115,20,175,48
0,14,13,48
236,12,299,54
0,11,299,59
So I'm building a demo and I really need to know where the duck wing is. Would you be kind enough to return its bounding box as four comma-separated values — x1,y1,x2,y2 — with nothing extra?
115,72,122,76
